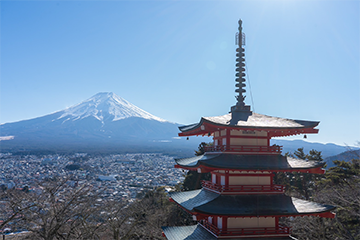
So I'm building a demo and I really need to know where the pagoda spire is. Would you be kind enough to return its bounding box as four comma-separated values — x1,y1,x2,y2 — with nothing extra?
162,19,335,240
230,19,251,124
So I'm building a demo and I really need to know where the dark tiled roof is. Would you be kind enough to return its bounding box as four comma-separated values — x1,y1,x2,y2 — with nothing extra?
170,189,335,216
175,153,324,171
179,112,319,132
168,189,218,210
162,225,216,240
162,224,297,240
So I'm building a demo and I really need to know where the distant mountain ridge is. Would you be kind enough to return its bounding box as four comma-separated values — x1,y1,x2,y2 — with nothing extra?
0,92,182,153
271,139,359,167
271,139,356,158
324,149,360,168
0,93,357,157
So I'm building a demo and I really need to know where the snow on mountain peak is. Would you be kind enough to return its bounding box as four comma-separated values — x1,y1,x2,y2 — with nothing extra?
57,92,166,123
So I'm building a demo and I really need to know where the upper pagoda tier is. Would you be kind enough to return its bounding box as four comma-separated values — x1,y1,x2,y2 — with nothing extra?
178,112,319,138
179,19,319,141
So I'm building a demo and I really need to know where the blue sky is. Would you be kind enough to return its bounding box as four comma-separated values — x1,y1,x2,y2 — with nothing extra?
1,0,359,147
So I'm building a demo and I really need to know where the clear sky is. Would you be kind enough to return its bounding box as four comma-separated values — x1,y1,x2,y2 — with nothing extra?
1,0,359,147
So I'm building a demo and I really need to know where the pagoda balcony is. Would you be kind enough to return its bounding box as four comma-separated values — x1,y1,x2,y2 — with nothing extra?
200,220,291,237
201,180,285,194
204,145,282,154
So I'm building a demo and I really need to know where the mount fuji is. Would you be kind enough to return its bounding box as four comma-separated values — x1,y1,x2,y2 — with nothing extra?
1,92,353,156
57,92,167,124
0,92,189,153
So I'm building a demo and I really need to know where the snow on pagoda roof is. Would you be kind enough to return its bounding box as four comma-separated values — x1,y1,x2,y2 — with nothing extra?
169,189,335,217
175,153,325,173
179,112,319,136
205,113,318,128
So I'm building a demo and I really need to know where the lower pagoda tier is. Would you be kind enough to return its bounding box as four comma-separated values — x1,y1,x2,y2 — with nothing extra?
162,224,298,240
169,188,336,218
175,153,325,174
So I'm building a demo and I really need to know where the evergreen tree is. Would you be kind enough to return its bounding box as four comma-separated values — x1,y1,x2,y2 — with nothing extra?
275,148,325,200
181,142,212,191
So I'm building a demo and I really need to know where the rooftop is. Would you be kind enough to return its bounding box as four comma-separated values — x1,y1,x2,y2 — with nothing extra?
162,224,298,240
175,153,325,173
169,188,336,217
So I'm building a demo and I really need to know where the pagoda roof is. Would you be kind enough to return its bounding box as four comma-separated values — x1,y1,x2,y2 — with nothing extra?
162,225,216,240
175,153,325,173
179,112,319,137
169,189,335,217
162,224,297,240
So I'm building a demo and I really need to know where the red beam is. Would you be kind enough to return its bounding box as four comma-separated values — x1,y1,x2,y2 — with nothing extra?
175,164,325,175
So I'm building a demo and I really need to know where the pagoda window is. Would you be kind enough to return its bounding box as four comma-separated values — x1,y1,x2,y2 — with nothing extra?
259,217,276,228
222,138,227,145
217,217,223,229
221,175,226,185
214,131,220,137
220,130,227,136
227,217,275,228
228,176,271,185
208,216,213,224
214,139,218,146
212,174,216,184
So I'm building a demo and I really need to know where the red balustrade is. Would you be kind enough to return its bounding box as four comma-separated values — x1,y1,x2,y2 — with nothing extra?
201,180,285,193
204,145,282,154
200,220,291,237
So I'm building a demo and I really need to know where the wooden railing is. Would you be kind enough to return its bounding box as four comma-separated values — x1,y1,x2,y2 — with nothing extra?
200,220,291,236
203,145,282,154
201,180,285,193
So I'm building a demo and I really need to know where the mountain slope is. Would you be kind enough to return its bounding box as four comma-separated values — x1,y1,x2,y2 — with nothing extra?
1,93,356,156
0,92,182,152
56,92,166,124
324,149,360,168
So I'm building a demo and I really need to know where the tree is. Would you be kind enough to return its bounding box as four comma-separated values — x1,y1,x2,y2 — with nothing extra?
1,178,103,240
284,157,360,239
180,142,212,191
99,187,193,239
0,188,36,234
274,148,324,200
194,142,212,156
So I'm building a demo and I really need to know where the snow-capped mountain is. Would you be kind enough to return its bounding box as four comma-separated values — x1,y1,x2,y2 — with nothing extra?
57,92,166,124
2,92,351,156
0,92,186,153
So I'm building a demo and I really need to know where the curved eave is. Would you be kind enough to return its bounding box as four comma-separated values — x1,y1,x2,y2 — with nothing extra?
169,189,336,218
178,118,319,137
162,225,217,240
162,224,297,240
174,154,326,174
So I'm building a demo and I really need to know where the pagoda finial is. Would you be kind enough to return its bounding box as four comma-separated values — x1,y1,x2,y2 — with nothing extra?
230,19,251,124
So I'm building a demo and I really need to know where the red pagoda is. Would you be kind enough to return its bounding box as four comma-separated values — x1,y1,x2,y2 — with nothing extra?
162,20,335,240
